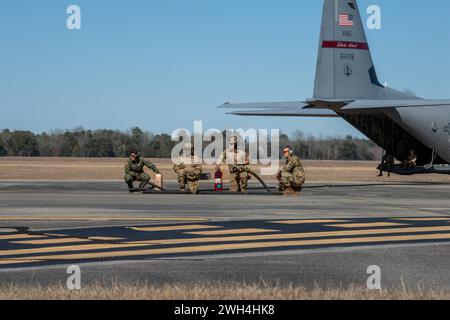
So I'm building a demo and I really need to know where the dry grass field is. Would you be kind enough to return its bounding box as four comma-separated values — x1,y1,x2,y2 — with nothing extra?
0,157,449,183
0,282,448,300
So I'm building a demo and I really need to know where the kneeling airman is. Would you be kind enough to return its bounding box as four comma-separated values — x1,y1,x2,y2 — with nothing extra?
277,146,306,196
173,143,202,194
218,137,250,193
124,150,161,190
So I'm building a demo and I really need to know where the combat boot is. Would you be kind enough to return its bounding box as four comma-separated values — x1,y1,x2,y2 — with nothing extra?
139,181,148,190
188,182,200,194
283,187,300,196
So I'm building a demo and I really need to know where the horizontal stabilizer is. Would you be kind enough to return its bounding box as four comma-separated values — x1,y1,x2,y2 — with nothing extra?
219,101,309,109
305,99,354,108
228,108,339,117
219,101,339,117
342,99,450,110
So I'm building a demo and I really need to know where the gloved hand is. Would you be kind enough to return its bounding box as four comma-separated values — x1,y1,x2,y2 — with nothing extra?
276,171,282,181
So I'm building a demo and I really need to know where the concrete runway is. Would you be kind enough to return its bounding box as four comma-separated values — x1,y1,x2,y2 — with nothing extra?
0,180,450,290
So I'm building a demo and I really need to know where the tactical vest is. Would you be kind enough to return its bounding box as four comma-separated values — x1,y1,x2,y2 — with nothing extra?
129,160,145,174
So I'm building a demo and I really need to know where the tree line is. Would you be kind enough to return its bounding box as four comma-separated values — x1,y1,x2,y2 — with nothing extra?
0,128,381,161
280,131,381,161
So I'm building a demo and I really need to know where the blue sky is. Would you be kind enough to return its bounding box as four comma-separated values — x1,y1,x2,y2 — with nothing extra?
0,0,449,137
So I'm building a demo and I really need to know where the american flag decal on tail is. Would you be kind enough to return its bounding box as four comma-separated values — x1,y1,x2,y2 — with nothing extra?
339,14,354,26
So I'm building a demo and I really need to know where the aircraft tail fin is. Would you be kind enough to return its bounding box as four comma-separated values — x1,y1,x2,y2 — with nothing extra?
313,0,416,100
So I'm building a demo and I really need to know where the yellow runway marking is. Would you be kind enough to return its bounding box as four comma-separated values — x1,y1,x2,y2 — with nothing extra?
0,243,150,257
270,220,350,225
125,226,450,246
11,238,92,245
0,234,45,241
326,222,407,228
88,237,125,241
40,234,123,241
130,225,222,232
186,229,279,236
0,259,43,265
3,226,450,258
22,233,450,261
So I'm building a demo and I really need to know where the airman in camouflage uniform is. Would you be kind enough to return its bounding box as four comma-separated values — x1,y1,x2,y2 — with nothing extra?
378,152,394,177
404,149,417,170
218,137,250,193
124,151,160,190
173,144,203,194
277,146,305,196
185,156,202,194
173,150,190,191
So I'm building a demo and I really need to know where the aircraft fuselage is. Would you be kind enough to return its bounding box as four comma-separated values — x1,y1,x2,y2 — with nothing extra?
389,107,450,163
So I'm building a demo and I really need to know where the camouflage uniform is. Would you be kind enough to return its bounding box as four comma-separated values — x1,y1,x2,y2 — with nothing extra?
174,156,202,194
173,157,189,191
186,156,202,194
405,151,417,169
378,153,394,177
124,157,160,189
278,155,306,195
219,150,249,192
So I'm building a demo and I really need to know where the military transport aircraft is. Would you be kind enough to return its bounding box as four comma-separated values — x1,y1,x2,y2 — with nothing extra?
220,0,450,174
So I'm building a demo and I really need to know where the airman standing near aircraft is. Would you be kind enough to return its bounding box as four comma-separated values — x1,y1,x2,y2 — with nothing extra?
125,150,161,190
277,146,306,196
173,143,202,194
218,137,250,193
378,153,394,177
